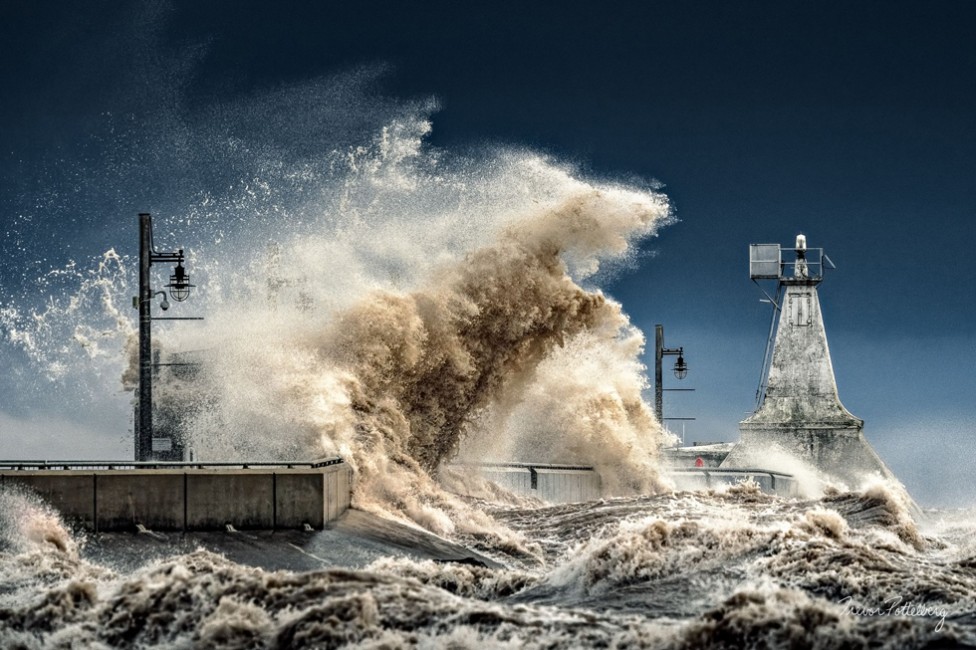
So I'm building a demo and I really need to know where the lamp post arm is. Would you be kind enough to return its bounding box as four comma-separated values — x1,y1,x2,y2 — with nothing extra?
150,253,184,264
655,324,687,427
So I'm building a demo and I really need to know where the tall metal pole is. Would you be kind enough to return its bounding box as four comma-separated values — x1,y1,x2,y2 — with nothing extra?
138,213,153,461
134,213,196,461
655,324,664,425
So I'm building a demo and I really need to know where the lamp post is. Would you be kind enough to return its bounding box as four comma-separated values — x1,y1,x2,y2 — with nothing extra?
655,324,688,426
136,213,195,461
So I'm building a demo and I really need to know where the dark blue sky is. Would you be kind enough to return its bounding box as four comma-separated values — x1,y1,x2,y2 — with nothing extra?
1,1,973,502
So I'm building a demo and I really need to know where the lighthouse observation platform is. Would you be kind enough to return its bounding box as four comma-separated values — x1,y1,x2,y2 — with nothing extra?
0,458,351,532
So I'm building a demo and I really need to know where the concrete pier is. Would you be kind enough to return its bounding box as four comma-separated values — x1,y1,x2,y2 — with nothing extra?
454,463,602,504
455,462,797,500
667,468,799,496
0,459,352,532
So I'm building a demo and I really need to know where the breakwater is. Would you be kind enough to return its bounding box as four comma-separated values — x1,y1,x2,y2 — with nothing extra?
0,458,351,531
452,463,603,503
667,467,799,496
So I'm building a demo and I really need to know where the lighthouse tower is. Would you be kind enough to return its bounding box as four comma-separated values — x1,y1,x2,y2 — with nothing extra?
720,235,895,486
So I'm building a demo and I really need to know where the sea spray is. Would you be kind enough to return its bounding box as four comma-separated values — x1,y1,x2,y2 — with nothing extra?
151,122,677,532
0,487,112,646
0,29,676,534
2,102,674,532
0,249,132,383
0,488,80,557
461,326,676,496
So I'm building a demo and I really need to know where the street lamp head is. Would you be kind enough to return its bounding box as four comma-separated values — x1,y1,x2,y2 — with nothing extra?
167,259,194,302
673,349,688,380
150,290,170,311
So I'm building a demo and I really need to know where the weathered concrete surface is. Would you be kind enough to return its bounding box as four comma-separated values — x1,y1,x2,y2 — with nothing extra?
473,467,533,495
275,470,325,529
535,469,601,503
272,465,352,528
96,471,184,531
186,471,275,530
744,282,863,428
458,465,602,504
0,463,353,531
324,467,340,523
335,463,351,512
722,277,897,487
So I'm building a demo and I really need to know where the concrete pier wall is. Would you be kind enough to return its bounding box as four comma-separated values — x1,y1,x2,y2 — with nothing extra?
667,468,799,497
460,464,602,504
0,461,352,531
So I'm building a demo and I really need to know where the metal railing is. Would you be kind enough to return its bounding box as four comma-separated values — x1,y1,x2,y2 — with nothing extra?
450,461,596,472
668,467,794,478
668,467,797,493
0,457,344,471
